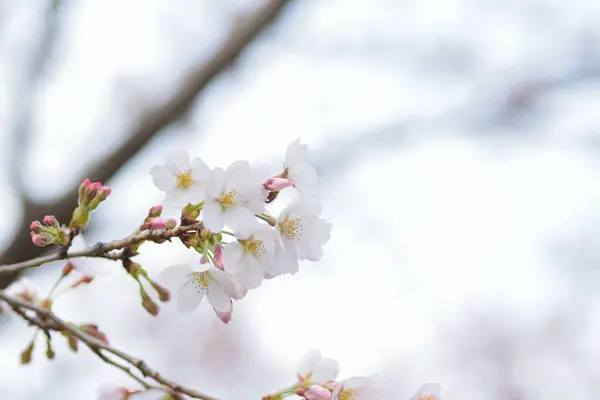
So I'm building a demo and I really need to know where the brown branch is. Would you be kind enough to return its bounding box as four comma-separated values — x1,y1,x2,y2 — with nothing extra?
0,0,291,289
0,291,218,400
0,222,203,275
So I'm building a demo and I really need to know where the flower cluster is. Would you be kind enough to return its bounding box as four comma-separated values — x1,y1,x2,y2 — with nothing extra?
265,350,442,400
151,139,332,323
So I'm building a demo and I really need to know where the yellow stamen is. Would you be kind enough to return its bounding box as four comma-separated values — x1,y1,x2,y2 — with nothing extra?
339,389,357,400
217,190,240,209
176,170,194,189
279,217,303,240
241,239,266,257
191,272,209,290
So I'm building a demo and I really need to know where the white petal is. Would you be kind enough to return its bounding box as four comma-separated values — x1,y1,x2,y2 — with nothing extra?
312,358,339,384
222,242,244,274
97,384,128,400
224,206,256,233
207,167,225,197
150,165,175,192
297,349,322,377
210,268,239,298
239,256,264,289
285,138,308,167
164,189,187,208
206,279,231,312
287,163,319,194
165,148,191,173
202,200,225,232
224,160,251,188
191,157,211,179
177,279,204,313
159,264,193,289
271,244,299,275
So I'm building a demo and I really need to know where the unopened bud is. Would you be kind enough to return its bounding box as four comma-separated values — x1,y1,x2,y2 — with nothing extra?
40,298,53,309
67,335,78,352
141,292,159,316
165,218,177,229
148,204,163,218
45,338,55,360
303,385,332,400
71,275,94,288
31,232,53,247
151,283,171,302
30,221,43,233
263,177,295,192
79,324,109,344
140,217,167,230
20,341,35,365
42,215,59,228
214,244,224,270
62,262,75,277
200,228,211,240
77,178,111,210
182,202,203,220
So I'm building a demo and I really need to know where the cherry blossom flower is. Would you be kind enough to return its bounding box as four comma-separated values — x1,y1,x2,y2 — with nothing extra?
202,160,267,233
159,263,234,315
277,198,332,262
297,349,339,385
150,149,211,208
282,138,319,198
222,220,277,289
410,382,442,400
330,377,381,400
97,385,166,400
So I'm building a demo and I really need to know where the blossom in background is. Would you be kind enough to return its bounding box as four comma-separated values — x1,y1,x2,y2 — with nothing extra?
159,263,235,315
202,160,267,233
277,198,332,262
150,149,211,208
302,384,332,400
222,220,277,289
7,278,39,304
410,383,442,400
330,377,381,400
297,349,339,385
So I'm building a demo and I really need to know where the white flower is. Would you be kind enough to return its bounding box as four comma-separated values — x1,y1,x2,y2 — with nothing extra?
410,382,442,400
222,220,277,289
297,349,339,385
270,242,299,276
283,138,319,198
202,160,267,233
150,148,211,208
7,278,38,303
159,263,235,314
277,198,332,262
331,377,381,400
129,390,168,400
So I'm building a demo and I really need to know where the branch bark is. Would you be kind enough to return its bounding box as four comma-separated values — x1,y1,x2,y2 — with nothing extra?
0,0,290,289
0,291,219,400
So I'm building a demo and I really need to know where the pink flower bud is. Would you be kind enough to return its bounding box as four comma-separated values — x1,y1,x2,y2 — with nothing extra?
303,385,331,400
165,218,177,229
263,177,295,192
70,275,94,288
62,262,75,277
80,324,109,344
42,215,59,228
214,307,232,324
214,244,224,270
78,178,111,209
148,204,163,218
30,220,43,232
31,232,53,247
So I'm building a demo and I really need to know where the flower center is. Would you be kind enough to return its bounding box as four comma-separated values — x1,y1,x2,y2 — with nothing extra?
190,272,209,290
279,217,303,240
339,389,357,400
217,190,240,209
241,239,266,257
176,170,194,189
420,397,437,400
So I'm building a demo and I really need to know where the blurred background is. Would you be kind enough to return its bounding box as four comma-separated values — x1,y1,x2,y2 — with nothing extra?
1,0,600,398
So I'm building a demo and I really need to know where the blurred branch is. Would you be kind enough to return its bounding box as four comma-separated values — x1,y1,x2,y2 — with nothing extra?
0,291,219,400
0,222,203,275
0,0,291,289
10,0,64,192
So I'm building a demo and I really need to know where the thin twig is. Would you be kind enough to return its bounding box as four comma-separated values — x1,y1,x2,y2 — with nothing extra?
0,291,218,400
0,222,203,275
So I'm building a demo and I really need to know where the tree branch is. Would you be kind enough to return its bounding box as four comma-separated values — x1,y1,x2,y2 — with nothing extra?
0,222,203,275
0,291,218,400
0,0,291,289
